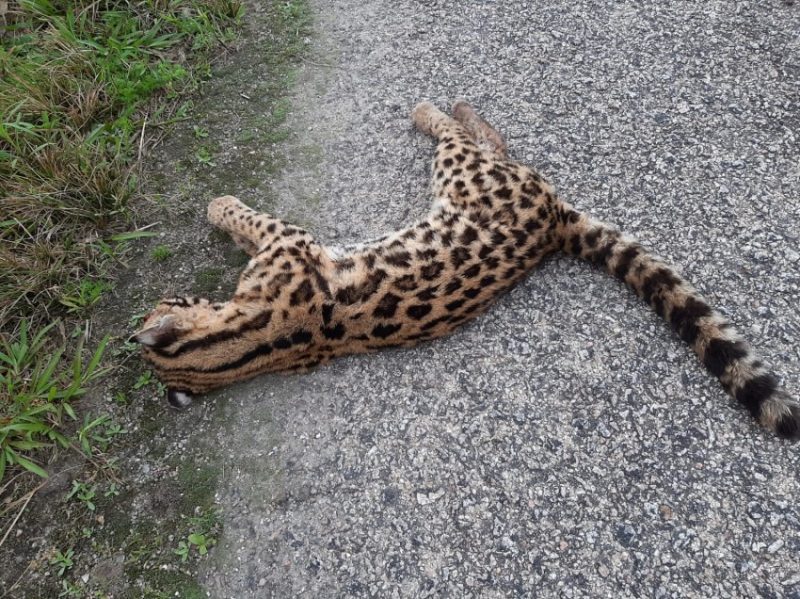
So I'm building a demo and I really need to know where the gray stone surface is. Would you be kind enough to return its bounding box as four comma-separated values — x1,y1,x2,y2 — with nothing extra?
184,0,799,597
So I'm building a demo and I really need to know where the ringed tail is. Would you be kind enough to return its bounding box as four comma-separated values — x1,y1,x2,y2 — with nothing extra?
555,200,799,439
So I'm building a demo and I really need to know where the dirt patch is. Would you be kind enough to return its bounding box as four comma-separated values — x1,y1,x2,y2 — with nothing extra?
0,1,312,596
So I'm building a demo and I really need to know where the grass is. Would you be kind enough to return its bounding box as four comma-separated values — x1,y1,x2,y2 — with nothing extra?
0,0,243,488
150,244,173,261
1,0,314,594
0,0,243,329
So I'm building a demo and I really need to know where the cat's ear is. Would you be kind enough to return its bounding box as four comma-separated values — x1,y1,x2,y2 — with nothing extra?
132,314,180,348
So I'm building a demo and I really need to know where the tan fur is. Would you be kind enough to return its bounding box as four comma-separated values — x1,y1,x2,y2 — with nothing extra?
135,102,798,438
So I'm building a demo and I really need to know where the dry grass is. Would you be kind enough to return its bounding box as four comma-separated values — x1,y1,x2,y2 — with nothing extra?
0,0,242,484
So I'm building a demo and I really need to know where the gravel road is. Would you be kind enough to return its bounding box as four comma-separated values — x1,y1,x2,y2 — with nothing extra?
196,1,800,596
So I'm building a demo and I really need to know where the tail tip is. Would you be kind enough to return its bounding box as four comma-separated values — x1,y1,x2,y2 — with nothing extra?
774,406,800,440
760,393,800,441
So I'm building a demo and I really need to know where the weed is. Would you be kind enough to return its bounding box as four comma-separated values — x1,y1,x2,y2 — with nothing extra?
194,145,215,166
174,539,191,562
76,413,124,455
174,507,220,562
150,244,173,262
0,320,108,480
58,580,82,597
132,370,153,390
59,279,113,314
50,548,75,577
66,480,97,511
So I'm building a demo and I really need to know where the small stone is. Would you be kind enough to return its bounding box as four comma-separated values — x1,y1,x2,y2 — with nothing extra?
659,505,673,520
598,564,610,578
258,578,267,587
416,488,444,505
767,540,784,554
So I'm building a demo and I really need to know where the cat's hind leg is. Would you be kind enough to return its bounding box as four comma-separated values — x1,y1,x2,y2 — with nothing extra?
451,100,507,158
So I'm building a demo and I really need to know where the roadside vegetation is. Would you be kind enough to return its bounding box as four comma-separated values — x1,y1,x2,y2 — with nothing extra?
0,0,242,511
1,0,313,595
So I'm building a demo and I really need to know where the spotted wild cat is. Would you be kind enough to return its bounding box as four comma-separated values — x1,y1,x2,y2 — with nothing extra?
134,101,798,439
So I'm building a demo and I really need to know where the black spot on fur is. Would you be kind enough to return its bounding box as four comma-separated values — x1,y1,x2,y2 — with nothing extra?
488,168,507,183
613,245,642,280
704,339,749,378
451,247,471,268
478,245,494,260
466,160,481,171
641,267,681,305
459,226,479,245
495,187,512,200
416,248,438,261
416,286,439,301
584,229,601,248
289,279,315,306
335,257,356,271
444,278,462,294
485,256,500,269
569,235,582,256
372,323,402,338
393,274,417,291
407,304,433,320
590,241,615,267
523,218,540,233
445,298,465,311
357,269,388,300
291,329,313,345
335,285,359,304
373,292,402,319
385,251,412,268
273,336,292,350
462,264,481,278
421,261,445,280
735,373,778,417
480,275,496,287
322,323,346,340
669,297,712,345
463,287,481,299
421,315,452,330
490,230,507,246
322,303,334,325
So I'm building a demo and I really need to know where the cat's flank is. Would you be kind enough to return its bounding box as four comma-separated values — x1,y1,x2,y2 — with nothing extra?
135,101,798,439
